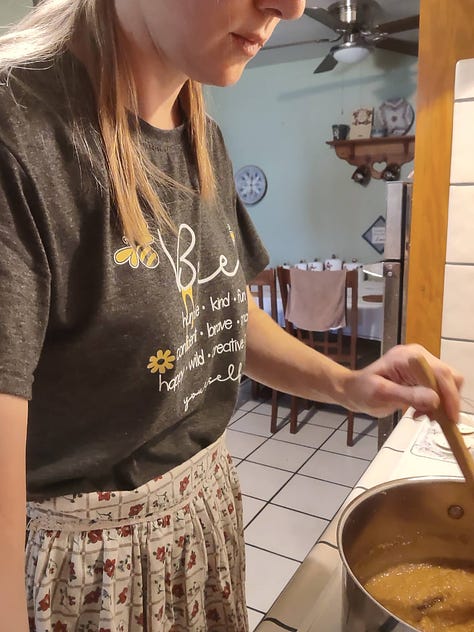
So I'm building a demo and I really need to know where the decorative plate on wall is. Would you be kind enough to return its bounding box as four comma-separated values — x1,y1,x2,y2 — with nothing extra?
235,165,267,205
377,98,415,136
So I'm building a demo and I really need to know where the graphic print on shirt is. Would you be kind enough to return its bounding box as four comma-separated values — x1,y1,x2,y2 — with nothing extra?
147,350,176,375
113,222,247,414
113,236,160,269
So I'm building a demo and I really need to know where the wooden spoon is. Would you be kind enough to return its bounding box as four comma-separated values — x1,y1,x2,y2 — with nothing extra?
408,355,474,488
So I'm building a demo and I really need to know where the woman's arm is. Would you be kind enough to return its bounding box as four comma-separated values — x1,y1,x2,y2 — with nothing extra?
0,394,29,630
244,290,463,421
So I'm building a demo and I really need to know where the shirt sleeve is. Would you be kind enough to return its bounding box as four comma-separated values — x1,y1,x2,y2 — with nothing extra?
0,142,51,399
233,193,269,284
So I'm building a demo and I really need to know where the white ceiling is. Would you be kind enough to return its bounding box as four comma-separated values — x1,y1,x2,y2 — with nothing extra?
252,0,420,67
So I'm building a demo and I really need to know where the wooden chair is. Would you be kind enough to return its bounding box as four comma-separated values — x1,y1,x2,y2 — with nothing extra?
248,268,279,433
276,266,359,445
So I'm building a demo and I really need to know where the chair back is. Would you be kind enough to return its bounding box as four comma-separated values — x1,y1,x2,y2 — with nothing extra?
276,267,358,369
249,268,278,322
248,268,280,427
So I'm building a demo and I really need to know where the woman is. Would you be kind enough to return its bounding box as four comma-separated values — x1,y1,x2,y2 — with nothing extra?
0,1,462,630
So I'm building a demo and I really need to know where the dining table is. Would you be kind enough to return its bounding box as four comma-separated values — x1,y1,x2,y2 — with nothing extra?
259,277,384,341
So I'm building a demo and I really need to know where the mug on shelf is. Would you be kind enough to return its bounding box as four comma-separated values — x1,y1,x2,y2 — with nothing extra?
381,163,401,181
332,124,350,141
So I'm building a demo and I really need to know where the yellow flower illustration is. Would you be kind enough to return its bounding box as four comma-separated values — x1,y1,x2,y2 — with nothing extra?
147,349,176,374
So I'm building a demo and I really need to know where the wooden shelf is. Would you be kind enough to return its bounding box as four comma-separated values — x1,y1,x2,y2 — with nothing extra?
326,135,415,180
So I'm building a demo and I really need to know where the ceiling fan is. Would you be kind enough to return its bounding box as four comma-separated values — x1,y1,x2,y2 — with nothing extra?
305,0,419,74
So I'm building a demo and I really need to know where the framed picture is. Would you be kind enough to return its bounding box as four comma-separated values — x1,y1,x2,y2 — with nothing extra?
362,215,386,254
350,107,374,139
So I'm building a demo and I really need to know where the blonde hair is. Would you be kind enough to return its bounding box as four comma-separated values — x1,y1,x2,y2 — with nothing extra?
0,0,216,245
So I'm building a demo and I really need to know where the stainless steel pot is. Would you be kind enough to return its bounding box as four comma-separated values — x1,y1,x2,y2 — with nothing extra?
337,477,474,632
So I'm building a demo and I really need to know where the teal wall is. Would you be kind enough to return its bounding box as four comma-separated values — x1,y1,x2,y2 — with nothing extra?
0,0,30,27
207,50,418,267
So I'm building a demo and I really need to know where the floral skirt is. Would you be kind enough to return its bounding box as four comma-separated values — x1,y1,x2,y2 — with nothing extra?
26,433,248,632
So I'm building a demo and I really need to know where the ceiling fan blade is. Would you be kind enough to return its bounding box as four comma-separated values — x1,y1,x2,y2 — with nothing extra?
304,7,345,32
263,38,333,51
375,37,418,57
377,15,420,35
314,53,338,74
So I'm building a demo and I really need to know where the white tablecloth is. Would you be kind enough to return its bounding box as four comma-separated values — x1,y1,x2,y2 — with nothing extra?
259,279,384,341
346,279,384,341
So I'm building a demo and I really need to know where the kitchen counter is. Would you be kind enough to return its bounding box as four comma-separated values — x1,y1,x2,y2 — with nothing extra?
254,410,473,632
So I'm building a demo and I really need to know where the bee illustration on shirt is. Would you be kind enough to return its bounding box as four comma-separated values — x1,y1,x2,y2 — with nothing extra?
114,237,160,269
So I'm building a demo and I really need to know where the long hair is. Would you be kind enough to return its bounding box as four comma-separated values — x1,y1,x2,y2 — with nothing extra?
0,0,216,245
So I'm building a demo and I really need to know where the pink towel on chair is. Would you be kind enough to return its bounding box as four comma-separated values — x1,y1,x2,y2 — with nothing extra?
286,269,347,331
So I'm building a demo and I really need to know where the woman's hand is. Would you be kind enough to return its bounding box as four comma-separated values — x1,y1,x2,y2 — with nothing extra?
245,296,463,421
344,343,463,420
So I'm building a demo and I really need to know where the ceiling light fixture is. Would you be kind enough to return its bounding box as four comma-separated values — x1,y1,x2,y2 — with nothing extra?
332,42,372,64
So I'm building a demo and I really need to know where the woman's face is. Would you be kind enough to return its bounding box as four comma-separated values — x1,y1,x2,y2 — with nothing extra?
116,0,305,86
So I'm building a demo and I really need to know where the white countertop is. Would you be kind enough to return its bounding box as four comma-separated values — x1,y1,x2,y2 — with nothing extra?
255,410,473,632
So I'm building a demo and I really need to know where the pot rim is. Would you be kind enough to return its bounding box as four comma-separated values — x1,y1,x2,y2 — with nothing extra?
336,475,465,631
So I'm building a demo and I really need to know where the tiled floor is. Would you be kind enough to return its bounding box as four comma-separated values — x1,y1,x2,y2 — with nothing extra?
228,380,379,631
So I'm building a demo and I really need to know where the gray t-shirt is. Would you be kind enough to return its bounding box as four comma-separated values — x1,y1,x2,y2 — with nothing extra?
0,52,268,499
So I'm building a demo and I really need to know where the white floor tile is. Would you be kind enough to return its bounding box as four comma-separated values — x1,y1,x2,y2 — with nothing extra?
226,430,267,459
307,408,347,429
233,457,242,467
247,608,264,631
245,504,328,562
293,405,320,423
273,422,334,448
242,495,266,527
245,545,300,612
238,399,261,412
322,429,378,461
248,439,315,471
253,400,291,418
237,461,293,501
300,451,369,487
341,415,378,438
229,408,247,425
272,474,350,520
235,380,252,405
230,411,274,437
269,418,291,434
